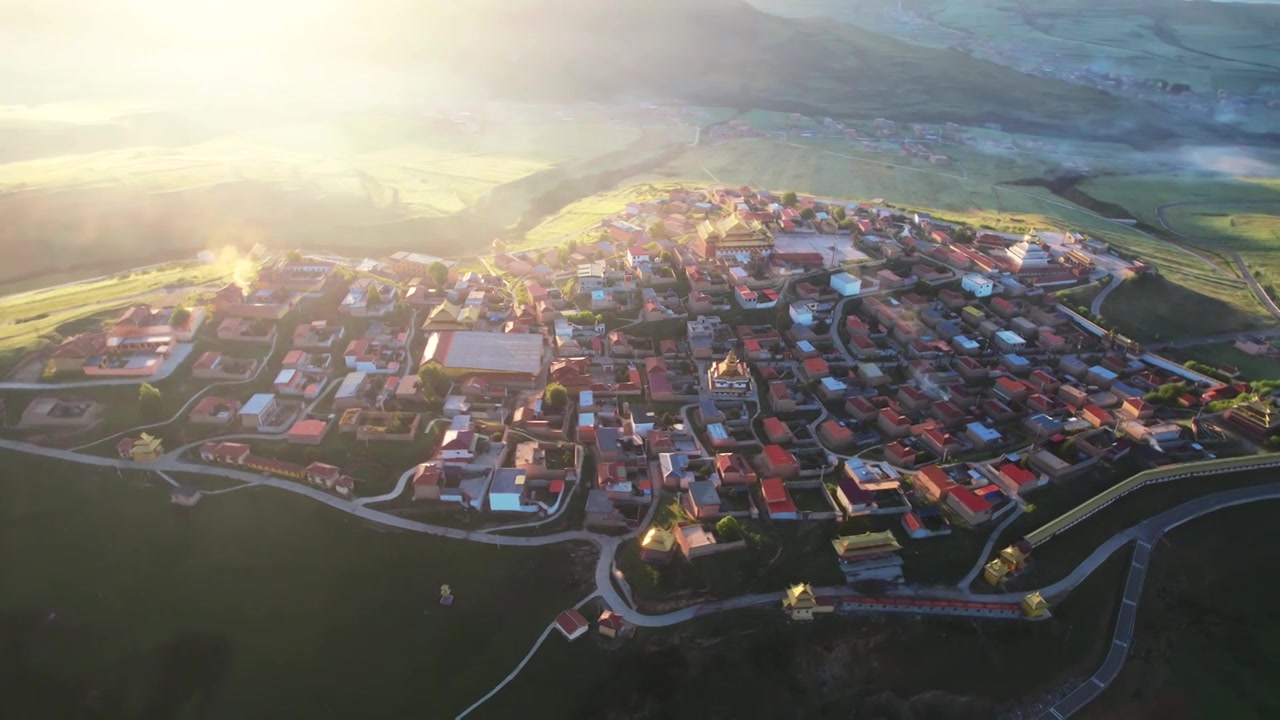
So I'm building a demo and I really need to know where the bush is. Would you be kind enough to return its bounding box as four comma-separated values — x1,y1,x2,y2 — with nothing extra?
544,383,568,412
715,516,743,542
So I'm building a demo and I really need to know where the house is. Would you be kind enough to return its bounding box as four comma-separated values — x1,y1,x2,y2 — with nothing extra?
199,441,250,465
597,610,626,639
962,274,994,297
818,420,855,451
170,486,201,507
789,301,817,326
191,351,257,381
187,396,240,426
945,486,995,525
760,478,798,519
877,408,912,439
912,465,956,502
762,416,794,444
436,428,478,463
1118,397,1154,421
585,489,627,529
965,422,1003,448
834,476,874,516
993,461,1045,497
1082,404,1114,428
284,416,329,445
554,609,589,641
769,381,797,412
830,272,862,297
919,427,962,459
240,393,280,430
489,469,534,513
760,445,799,479
715,453,758,485
411,463,444,501
639,526,677,564
659,452,695,489
683,480,722,520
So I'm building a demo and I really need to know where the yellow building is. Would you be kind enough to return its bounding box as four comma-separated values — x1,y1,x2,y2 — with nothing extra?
983,558,1012,585
781,583,833,621
694,216,773,259
707,350,754,396
639,527,677,564
116,432,164,462
1022,591,1049,618
423,302,481,331
831,531,902,561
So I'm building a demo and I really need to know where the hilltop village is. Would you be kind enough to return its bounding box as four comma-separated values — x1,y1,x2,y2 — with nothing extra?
9,183,1279,631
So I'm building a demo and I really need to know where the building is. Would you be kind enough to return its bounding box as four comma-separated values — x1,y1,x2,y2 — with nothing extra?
597,610,626,639
693,216,773,260
116,432,164,461
707,350,754,397
421,331,544,382
993,461,1046,497
781,583,833,621
760,445,800,479
489,469,534,513
554,609,589,641
187,396,240,426
830,272,862,297
961,274,994,297
945,486,995,525
1223,398,1280,440
170,486,201,507
639,527,677,564
830,532,904,583
240,393,279,430
1007,240,1053,272
683,480,722,520
760,478,798,519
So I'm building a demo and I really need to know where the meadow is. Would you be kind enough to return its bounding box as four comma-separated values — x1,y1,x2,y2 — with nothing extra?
0,451,589,719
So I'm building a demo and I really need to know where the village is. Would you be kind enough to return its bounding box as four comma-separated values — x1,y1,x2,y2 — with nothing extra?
7,181,1280,641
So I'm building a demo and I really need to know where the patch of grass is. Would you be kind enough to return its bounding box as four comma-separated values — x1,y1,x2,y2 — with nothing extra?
1103,274,1269,342
0,450,589,719
1177,343,1280,382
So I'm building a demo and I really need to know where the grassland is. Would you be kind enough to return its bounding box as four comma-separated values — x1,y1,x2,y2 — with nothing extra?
0,261,238,378
1178,343,1280,382
0,451,589,719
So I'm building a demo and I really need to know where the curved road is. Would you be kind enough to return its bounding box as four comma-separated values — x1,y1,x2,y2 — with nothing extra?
1090,273,1123,318
1035,485,1280,719
1156,200,1280,321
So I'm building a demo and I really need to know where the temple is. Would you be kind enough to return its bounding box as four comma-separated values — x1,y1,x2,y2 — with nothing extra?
693,216,773,261
707,350,754,397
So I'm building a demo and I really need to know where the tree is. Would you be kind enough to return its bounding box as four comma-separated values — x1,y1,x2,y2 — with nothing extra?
417,362,449,402
544,383,568,412
169,305,191,327
567,311,597,325
366,283,384,306
799,207,816,221
659,250,675,266
138,383,162,417
648,221,667,240
832,205,847,222
781,191,798,207
715,516,743,542
285,249,303,262
427,261,449,288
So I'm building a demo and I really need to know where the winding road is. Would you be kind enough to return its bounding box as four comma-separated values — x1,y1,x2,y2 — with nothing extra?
1155,200,1280,322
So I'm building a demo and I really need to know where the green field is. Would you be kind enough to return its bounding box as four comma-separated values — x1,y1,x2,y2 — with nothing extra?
0,451,587,719
1179,342,1280,382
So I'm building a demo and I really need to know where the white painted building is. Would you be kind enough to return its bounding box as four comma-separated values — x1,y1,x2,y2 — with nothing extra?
830,271,862,297
961,274,994,297
489,469,535,513
789,301,818,326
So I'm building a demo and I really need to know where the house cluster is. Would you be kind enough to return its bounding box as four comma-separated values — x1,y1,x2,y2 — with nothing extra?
198,441,356,497
50,303,205,377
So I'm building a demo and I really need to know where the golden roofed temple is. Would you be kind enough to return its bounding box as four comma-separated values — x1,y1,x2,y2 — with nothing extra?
693,216,773,259
708,350,754,396
782,582,833,621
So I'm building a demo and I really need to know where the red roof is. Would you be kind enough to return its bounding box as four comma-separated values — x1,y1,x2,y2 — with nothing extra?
762,444,797,468
914,465,956,496
803,357,829,375
762,416,789,438
598,610,625,631
412,464,440,486
305,461,341,480
288,419,329,440
998,462,1037,487
193,351,222,370
903,512,924,533
555,609,589,635
760,478,797,514
769,382,793,401
549,479,566,493
948,486,992,513
820,420,853,441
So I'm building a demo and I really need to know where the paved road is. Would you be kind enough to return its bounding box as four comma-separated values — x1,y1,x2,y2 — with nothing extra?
958,501,1023,589
1156,200,1280,322
1090,273,1123,318
71,334,282,451
1035,485,1280,719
